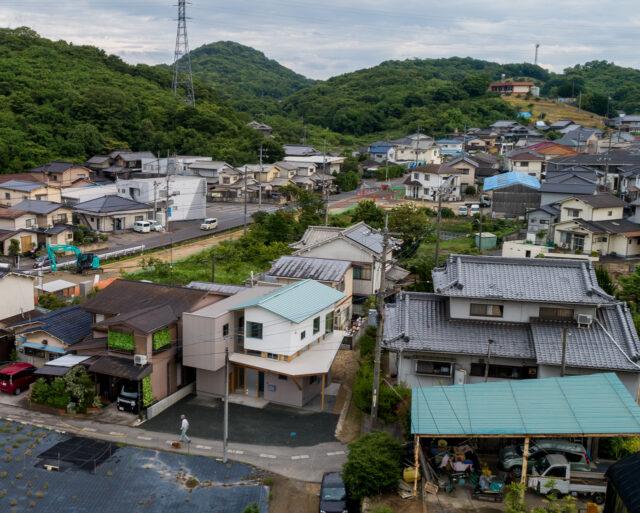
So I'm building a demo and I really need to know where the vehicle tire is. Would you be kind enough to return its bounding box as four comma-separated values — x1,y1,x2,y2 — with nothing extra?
14,387,21,395
549,489,564,498
592,492,605,505
511,466,522,478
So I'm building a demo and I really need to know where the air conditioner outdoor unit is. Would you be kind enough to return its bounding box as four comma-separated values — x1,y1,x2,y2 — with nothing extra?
133,354,148,366
577,314,593,327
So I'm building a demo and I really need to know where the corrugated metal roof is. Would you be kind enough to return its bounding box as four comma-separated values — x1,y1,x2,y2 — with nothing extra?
411,373,640,436
267,255,350,282
230,279,346,323
186,282,247,295
483,171,540,191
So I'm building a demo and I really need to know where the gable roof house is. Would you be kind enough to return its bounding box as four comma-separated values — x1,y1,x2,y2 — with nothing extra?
505,150,545,180
28,161,93,187
75,280,223,404
540,169,600,205
552,194,637,256
73,195,153,232
403,164,464,201
12,305,92,368
483,171,541,218
383,255,640,400
290,222,409,310
0,180,61,207
10,200,74,247
555,128,600,153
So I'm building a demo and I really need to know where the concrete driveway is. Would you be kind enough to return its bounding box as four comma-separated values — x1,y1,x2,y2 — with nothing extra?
141,394,340,448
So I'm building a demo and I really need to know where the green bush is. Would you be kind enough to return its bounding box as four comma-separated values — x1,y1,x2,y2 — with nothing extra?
357,326,377,360
241,503,259,513
464,185,476,196
152,328,171,351
142,376,153,407
600,437,640,459
343,432,403,500
440,207,455,218
353,361,410,424
108,331,134,351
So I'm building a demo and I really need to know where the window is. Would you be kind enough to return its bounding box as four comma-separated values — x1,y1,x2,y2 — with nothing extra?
608,210,613,216
469,303,503,317
460,169,470,175
300,330,306,340
413,173,419,179
325,311,334,334
353,265,371,281
247,349,261,356
222,323,229,337
223,177,230,184
540,219,548,225
597,236,608,242
266,352,278,360
278,374,287,381
54,214,67,224
415,360,452,377
470,364,537,380
313,317,320,334
4,193,9,200
423,188,429,195
52,175,58,181
529,218,537,224
545,466,567,479
246,321,263,339
539,307,574,320
25,219,34,228
135,215,144,222
424,174,430,181
566,208,580,217
309,375,318,384
519,161,529,167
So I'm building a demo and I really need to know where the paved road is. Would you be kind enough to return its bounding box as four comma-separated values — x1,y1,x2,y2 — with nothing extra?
0,402,347,482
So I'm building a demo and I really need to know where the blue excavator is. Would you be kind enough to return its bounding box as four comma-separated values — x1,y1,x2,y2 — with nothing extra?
46,244,100,274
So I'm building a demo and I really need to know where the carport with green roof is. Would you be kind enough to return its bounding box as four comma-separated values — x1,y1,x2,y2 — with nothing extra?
410,373,640,498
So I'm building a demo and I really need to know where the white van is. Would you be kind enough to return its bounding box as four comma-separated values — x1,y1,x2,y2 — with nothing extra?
470,204,481,215
132,220,151,233
457,205,468,216
200,218,218,230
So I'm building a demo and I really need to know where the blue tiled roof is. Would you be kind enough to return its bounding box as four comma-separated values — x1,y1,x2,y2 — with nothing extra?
12,305,92,345
483,171,540,191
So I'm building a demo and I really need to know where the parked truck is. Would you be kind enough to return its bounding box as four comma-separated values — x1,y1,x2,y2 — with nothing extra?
528,454,606,504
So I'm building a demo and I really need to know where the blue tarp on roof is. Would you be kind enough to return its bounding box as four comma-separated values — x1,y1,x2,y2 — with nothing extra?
483,171,540,191
411,373,640,436
21,342,66,354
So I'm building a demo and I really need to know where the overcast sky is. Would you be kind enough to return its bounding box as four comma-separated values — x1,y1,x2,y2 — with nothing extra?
2,1,639,80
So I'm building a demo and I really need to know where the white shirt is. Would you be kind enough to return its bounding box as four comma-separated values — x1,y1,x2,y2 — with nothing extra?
181,418,189,430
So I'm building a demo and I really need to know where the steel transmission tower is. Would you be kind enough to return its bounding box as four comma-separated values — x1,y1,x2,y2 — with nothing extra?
172,0,195,106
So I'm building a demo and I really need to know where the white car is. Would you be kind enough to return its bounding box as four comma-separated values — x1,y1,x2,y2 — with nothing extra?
148,220,164,232
470,204,481,215
457,205,468,216
200,218,218,230
132,220,151,233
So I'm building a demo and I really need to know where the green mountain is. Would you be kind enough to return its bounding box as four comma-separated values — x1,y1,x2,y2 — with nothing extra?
0,27,282,173
279,58,547,136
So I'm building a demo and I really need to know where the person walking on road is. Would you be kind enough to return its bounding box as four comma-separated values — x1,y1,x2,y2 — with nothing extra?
179,414,190,443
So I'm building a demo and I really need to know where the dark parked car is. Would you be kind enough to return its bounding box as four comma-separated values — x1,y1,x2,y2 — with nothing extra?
33,255,50,269
319,472,352,513
116,381,139,413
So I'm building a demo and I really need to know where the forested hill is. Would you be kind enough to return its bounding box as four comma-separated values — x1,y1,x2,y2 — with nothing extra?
0,27,282,173
279,57,541,136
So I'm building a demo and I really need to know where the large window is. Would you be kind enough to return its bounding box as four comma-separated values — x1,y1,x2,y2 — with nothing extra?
246,321,263,339
539,307,574,320
313,316,320,334
353,265,372,281
469,303,503,317
415,360,453,377
325,311,334,334
470,364,537,380
566,208,580,217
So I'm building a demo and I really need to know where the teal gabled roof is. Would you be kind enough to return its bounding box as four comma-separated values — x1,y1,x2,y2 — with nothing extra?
231,279,346,323
412,373,640,436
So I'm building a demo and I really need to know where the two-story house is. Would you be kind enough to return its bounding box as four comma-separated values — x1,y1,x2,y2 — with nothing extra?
441,156,478,189
28,162,93,187
0,207,39,254
10,200,74,247
506,150,545,180
0,180,61,207
553,195,636,256
183,280,346,409
290,222,409,311
403,164,463,201
73,280,221,403
383,255,640,399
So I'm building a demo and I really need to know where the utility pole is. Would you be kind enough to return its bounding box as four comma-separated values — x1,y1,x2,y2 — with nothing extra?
164,152,172,231
171,0,195,106
534,43,540,66
211,254,215,283
371,212,390,424
385,134,389,184
604,132,613,192
560,328,568,377
243,165,248,235
323,139,329,226
153,181,158,222
606,93,611,119
259,145,263,209
477,213,483,254
223,345,229,463
414,125,421,167
484,339,493,382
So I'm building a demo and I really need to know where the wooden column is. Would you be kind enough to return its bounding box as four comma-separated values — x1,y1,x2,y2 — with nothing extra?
321,374,326,411
413,435,420,497
519,436,530,501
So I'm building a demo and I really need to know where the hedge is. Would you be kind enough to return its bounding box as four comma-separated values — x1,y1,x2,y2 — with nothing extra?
108,330,134,351
152,328,171,351
142,375,154,407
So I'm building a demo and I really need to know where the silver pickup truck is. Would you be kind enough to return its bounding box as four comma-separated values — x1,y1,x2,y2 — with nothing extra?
528,453,606,504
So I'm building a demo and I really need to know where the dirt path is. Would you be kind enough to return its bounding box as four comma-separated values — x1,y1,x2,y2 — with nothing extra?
269,476,320,513
331,349,362,443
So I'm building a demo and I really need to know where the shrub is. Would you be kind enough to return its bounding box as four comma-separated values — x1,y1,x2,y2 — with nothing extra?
343,432,403,500
464,185,476,196
600,437,640,459
357,327,377,361
241,503,260,513
440,207,455,218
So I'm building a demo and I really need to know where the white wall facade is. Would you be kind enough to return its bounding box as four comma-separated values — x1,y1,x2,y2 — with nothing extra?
0,274,35,320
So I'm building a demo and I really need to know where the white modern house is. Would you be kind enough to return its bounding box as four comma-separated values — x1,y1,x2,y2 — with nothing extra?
141,156,212,175
116,175,206,222
183,280,346,409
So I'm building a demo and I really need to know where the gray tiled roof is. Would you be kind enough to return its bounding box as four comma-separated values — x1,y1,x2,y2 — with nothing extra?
267,255,350,282
384,293,640,373
11,200,65,215
0,180,44,192
432,254,614,304
344,223,386,253
383,293,536,359
12,305,92,345
29,161,86,174
186,282,247,295
73,195,151,213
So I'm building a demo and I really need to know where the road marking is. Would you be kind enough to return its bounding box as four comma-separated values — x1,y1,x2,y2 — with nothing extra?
137,436,152,441
327,451,345,456
291,455,309,460
259,453,276,459
196,445,212,450
82,427,97,432
228,449,244,455
109,431,124,436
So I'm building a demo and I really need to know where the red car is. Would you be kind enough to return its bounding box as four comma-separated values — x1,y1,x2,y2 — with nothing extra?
0,362,36,395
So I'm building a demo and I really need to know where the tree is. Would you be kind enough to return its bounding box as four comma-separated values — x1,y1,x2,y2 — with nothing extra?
351,200,384,229
595,265,616,296
464,185,477,196
8,239,20,257
388,203,431,250
334,170,359,192
37,293,70,311
342,432,403,500
617,264,640,308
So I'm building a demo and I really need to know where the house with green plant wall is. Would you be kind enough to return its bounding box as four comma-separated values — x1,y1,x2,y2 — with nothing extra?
72,279,223,406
